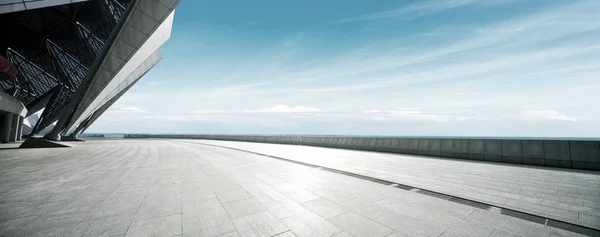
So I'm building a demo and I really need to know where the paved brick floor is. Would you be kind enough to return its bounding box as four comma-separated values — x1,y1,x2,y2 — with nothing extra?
0,139,598,237
195,139,600,231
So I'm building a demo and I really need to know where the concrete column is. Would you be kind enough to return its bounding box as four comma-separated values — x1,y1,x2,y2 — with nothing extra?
17,116,23,141
72,118,89,137
44,128,61,141
2,113,13,143
9,114,19,142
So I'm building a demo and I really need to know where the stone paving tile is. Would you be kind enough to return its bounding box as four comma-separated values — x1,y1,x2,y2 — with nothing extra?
39,209,91,226
350,188,396,203
0,215,37,236
0,191,50,205
115,185,150,194
577,213,600,230
414,209,494,237
0,200,65,221
312,188,357,203
216,189,253,203
374,211,446,237
183,217,236,237
489,229,520,237
452,189,509,206
541,199,600,218
182,189,217,203
270,182,301,193
282,211,342,237
207,183,243,193
13,215,82,237
331,232,354,237
543,225,597,237
383,231,412,237
339,198,391,219
231,211,289,237
258,187,289,202
105,190,147,204
146,186,181,200
264,198,306,219
386,190,431,205
67,214,134,237
583,199,600,209
246,190,277,204
465,210,549,237
437,231,469,237
219,232,241,237
413,196,477,219
283,189,320,203
328,212,393,237
86,198,144,221
223,198,267,219
302,198,348,219
182,198,227,219
125,214,182,237
272,230,297,237
135,196,181,221
44,190,86,202
374,197,424,218
478,188,544,204
185,211,232,230
17,224,74,237
503,199,579,223
34,200,92,219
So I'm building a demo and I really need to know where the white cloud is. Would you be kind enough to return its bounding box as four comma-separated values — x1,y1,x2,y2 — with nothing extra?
521,110,577,122
121,107,142,111
108,107,148,113
384,108,495,122
363,109,380,114
334,0,521,24
189,109,225,114
128,115,194,123
386,109,451,122
151,116,190,122
242,105,322,113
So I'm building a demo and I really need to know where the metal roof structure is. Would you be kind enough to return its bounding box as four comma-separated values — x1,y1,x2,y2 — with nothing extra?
0,0,180,140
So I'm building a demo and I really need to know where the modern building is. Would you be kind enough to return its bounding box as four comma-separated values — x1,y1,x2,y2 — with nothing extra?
0,0,180,142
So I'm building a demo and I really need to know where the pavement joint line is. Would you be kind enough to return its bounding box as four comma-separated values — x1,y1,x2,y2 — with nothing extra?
178,140,599,234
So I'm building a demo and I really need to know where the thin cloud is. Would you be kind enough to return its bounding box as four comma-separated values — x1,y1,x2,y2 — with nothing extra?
108,107,148,113
386,108,480,122
521,110,577,122
139,115,191,123
363,109,380,114
189,109,225,114
242,105,322,113
333,0,520,24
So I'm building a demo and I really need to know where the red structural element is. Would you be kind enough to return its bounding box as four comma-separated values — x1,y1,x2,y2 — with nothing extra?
0,55,18,78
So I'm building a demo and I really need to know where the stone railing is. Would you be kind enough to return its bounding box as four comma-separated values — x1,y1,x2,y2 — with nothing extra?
123,134,600,171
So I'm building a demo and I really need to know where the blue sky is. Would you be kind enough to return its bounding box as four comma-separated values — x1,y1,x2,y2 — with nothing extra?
88,0,600,137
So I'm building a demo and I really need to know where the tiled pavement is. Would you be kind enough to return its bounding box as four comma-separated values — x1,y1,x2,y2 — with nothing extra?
0,139,598,237
192,139,600,231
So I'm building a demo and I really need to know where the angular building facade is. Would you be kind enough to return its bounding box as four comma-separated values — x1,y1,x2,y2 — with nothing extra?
0,0,180,142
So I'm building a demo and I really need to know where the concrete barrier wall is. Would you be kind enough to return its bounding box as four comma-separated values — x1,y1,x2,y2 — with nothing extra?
123,134,600,171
